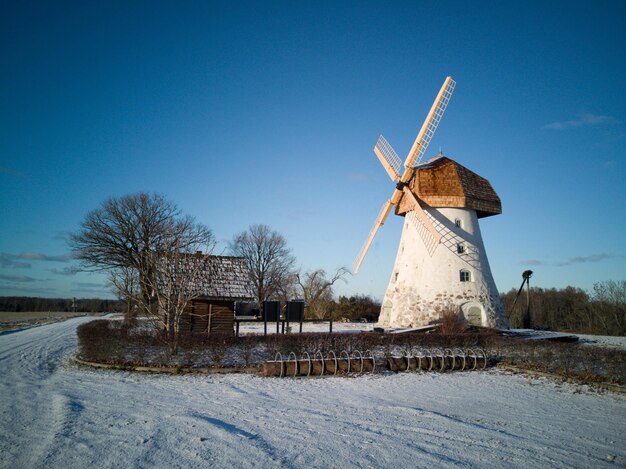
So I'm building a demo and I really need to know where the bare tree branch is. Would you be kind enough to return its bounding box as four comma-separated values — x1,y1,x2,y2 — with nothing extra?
295,267,350,319
109,241,213,352
70,192,214,274
229,224,294,304
71,192,215,334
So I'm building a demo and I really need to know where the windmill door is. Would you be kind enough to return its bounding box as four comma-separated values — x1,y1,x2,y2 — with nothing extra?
467,306,482,326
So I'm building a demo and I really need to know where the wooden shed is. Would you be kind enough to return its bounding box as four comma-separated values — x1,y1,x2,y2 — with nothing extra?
177,255,254,334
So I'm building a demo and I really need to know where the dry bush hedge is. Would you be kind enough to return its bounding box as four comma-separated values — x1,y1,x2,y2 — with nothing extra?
495,339,626,385
76,319,497,368
76,320,625,384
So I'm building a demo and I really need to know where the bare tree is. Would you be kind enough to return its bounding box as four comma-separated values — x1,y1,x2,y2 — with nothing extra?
501,284,622,334
109,244,212,353
331,295,381,322
295,267,350,319
229,224,294,304
108,266,140,323
70,192,214,300
592,280,626,335
273,273,298,304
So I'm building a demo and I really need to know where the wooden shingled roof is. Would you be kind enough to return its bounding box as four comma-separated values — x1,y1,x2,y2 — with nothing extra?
397,156,502,218
164,254,255,301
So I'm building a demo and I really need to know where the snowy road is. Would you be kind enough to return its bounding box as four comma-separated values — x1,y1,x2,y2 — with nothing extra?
1,318,625,468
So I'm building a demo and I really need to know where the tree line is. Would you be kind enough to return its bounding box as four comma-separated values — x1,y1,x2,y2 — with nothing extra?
0,296,122,313
0,293,380,322
501,280,625,336
6,281,624,337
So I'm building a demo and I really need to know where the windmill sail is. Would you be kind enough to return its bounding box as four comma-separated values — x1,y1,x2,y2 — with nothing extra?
353,200,393,273
403,188,442,253
404,77,456,169
354,76,455,272
374,135,402,181
406,211,438,256
421,212,483,270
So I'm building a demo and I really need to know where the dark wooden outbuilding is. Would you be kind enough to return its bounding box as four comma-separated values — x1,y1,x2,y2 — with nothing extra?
177,255,254,334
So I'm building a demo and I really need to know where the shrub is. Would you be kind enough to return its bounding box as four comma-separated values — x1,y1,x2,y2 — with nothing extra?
75,319,626,384
440,306,467,335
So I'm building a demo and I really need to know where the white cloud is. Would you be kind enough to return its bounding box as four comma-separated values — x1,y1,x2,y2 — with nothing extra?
49,267,79,276
72,282,106,289
543,113,617,130
0,253,31,268
1,251,73,268
0,166,24,177
0,274,38,283
17,252,72,262
0,284,56,294
350,172,370,182
557,253,613,267
520,259,542,266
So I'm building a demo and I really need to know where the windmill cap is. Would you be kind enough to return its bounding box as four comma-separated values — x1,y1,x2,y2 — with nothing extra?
398,156,501,218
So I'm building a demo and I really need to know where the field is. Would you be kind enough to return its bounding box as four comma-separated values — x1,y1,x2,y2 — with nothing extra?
0,311,96,332
1,316,625,468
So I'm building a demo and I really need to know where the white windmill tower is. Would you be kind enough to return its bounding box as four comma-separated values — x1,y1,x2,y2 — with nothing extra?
354,77,508,329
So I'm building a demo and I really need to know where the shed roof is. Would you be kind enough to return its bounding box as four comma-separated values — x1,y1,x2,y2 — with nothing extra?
161,254,255,301
397,156,501,218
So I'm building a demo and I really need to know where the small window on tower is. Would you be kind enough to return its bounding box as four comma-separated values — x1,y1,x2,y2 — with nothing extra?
455,219,462,228
457,243,465,254
460,269,471,282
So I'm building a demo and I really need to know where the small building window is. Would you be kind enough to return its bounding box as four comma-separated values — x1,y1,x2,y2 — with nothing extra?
460,269,471,282
455,218,462,228
457,243,465,254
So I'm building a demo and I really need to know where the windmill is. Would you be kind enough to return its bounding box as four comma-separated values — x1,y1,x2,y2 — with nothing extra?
354,77,508,329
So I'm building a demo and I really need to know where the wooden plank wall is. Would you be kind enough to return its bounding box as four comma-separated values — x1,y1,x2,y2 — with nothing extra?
180,300,234,334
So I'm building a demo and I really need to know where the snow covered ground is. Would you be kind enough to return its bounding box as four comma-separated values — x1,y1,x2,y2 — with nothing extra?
237,320,371,335
1,318,625,468
577,334,626,350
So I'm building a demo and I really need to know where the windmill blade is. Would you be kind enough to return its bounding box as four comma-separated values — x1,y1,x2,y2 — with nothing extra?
374,135,401,181
406,212,439,256
435,221,482,269
406,196,483,269
403,188,442,256
403,76,456,170
353,200,394,273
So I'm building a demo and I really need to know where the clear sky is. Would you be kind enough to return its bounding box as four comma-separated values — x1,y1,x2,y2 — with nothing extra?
1,0,625,300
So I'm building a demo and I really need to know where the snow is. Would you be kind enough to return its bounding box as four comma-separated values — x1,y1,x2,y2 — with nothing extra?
1,318,625,468
237,320,372,335
577,334,626,350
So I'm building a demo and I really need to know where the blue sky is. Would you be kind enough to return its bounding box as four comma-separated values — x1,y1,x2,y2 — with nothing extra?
1,0,625,300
